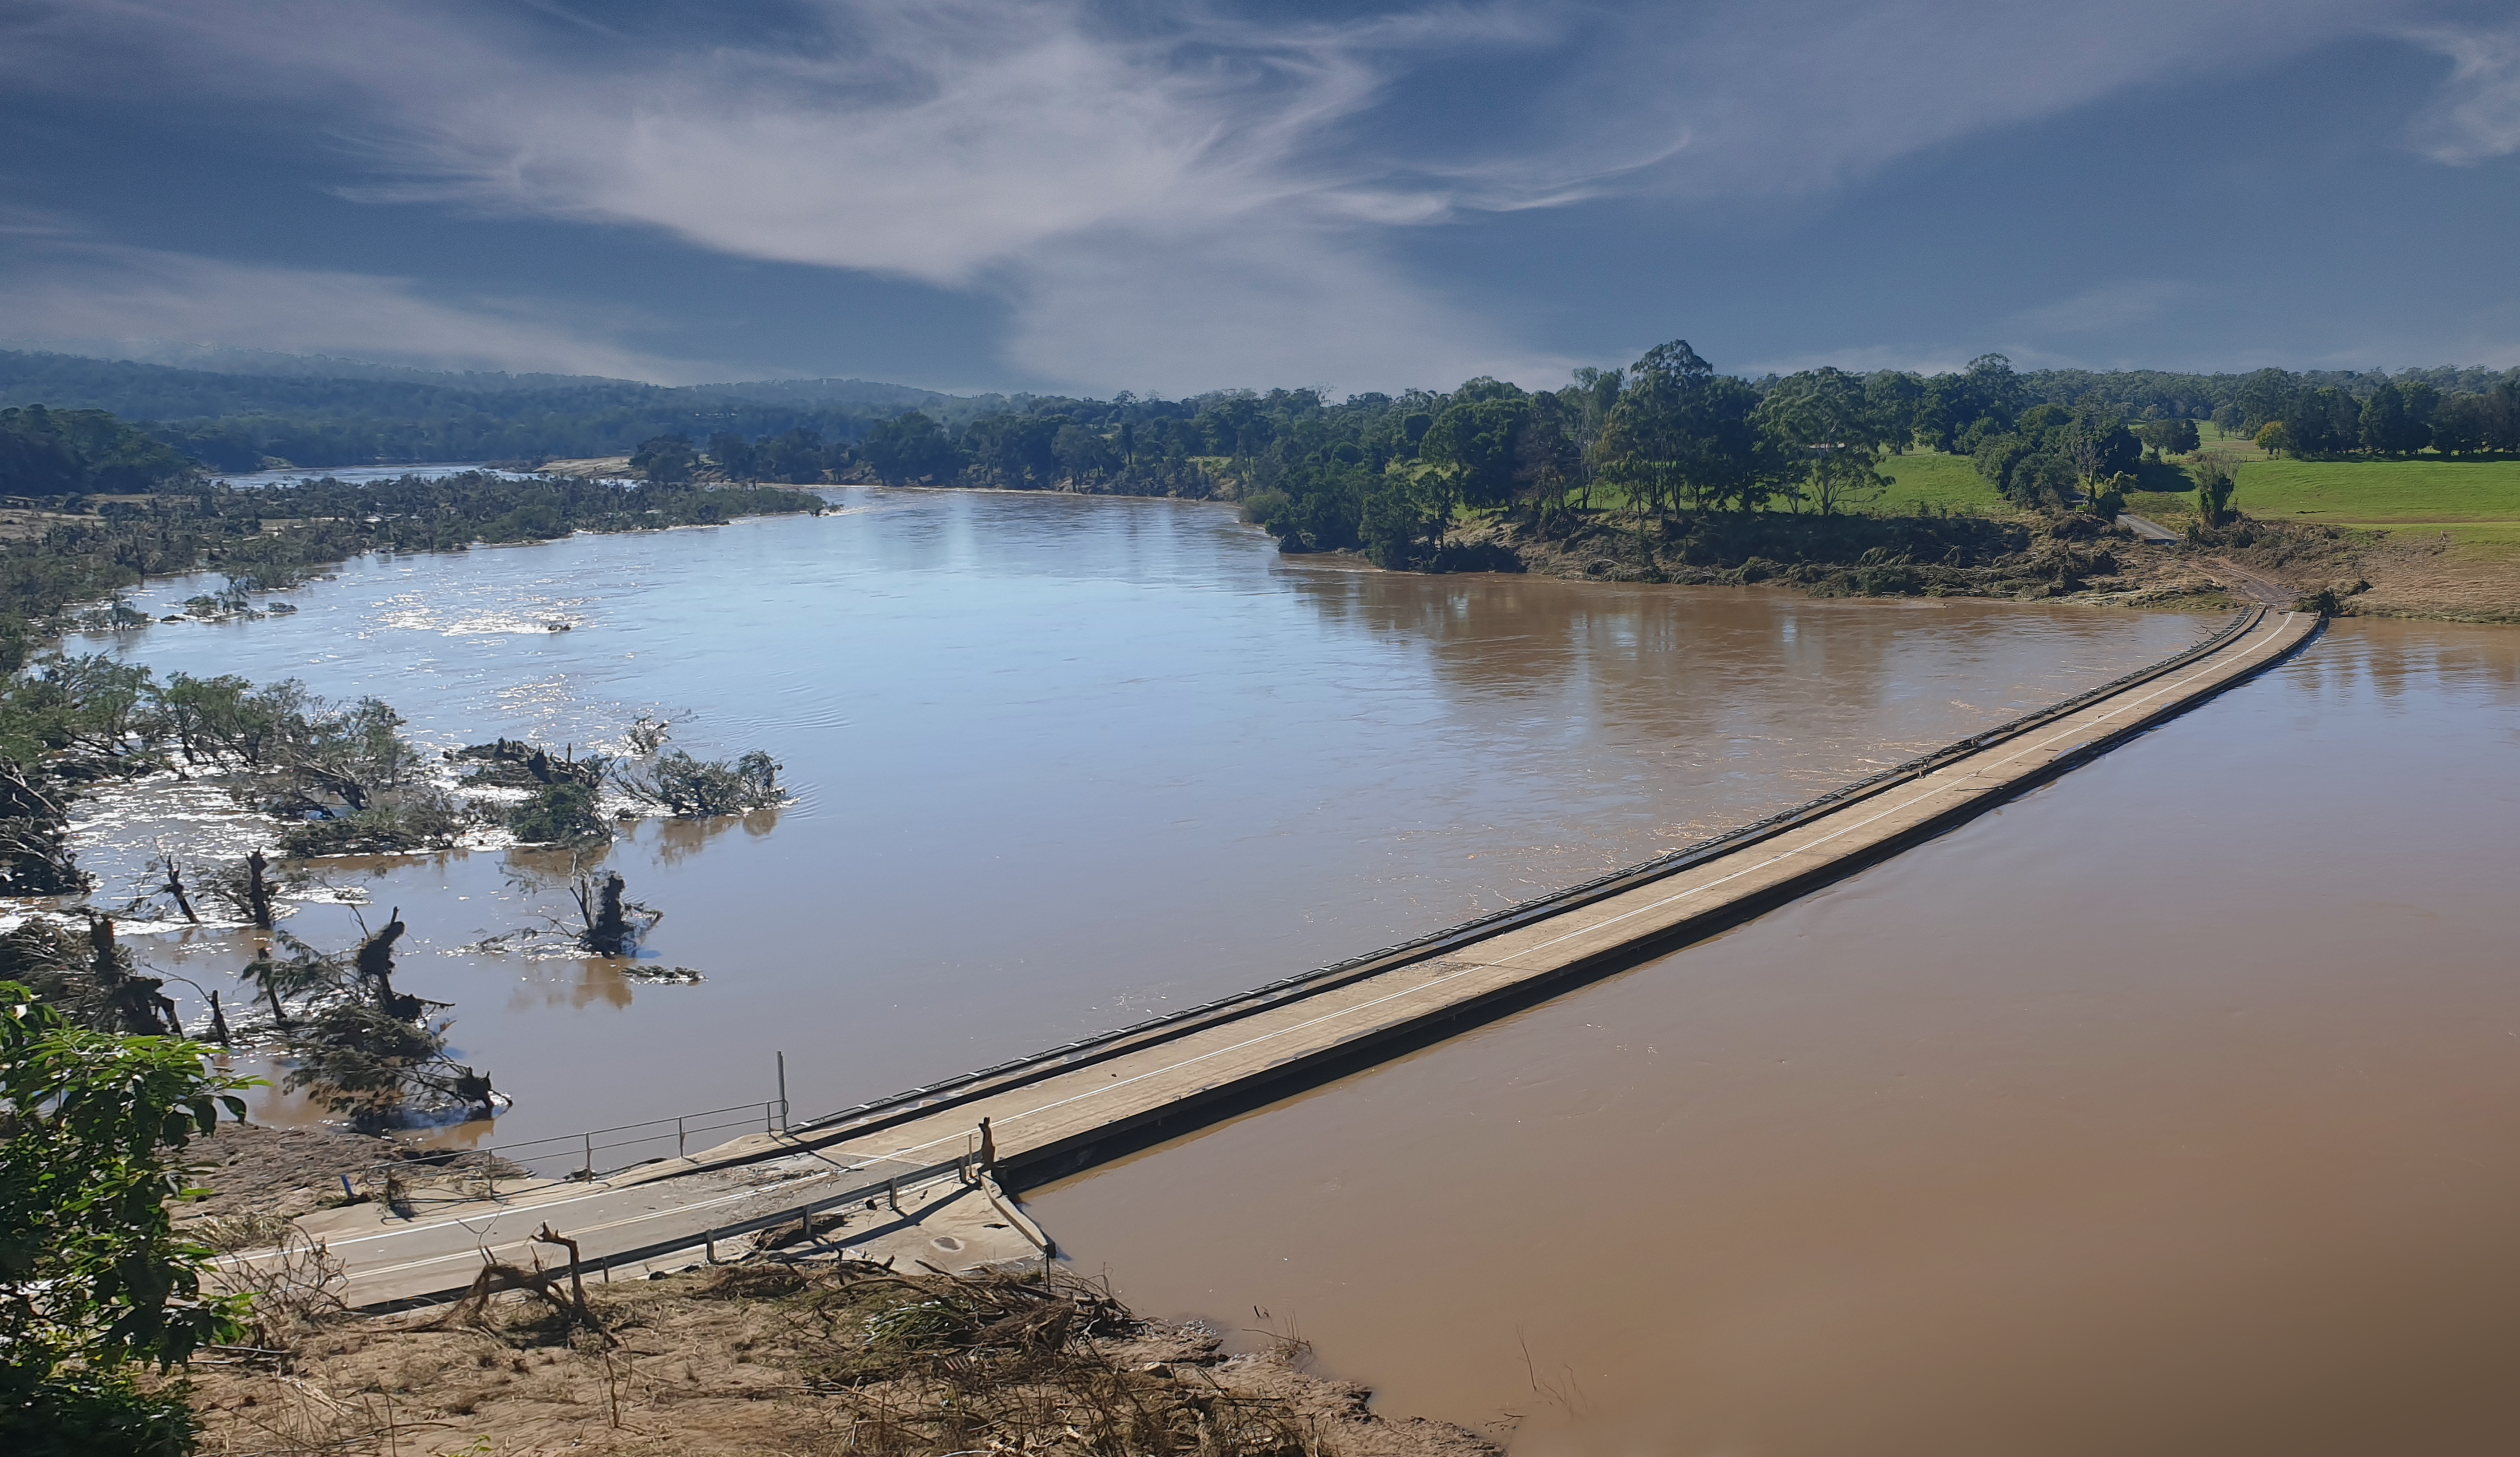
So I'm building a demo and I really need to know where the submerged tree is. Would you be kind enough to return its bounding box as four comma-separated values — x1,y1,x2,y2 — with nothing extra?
617,749,785,817
283,1002,493,1126
571,871,655,957
0,764,84,896
199,849,276,930
268,696,420,815
270,911,497,1126
82,917,182,1038
510,780,608,844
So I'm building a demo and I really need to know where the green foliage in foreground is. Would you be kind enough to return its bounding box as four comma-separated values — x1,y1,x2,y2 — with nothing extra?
1,1365,200,1457
1,981,253,1449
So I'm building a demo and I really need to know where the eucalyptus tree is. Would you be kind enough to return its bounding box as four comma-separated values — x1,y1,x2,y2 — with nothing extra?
1756,368,1889,516
1595,340,1764,514
1419,382,1533,517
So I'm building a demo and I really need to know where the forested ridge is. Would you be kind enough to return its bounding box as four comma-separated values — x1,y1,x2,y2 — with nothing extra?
0,350,996,471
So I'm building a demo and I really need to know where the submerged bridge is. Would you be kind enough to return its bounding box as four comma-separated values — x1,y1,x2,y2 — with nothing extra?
252,605,2322,1307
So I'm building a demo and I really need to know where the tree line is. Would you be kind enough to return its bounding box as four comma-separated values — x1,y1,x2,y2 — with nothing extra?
16,343,2517,484
2237,374,2520,459
755,347,2146,567
0,350,991,472
645,348,2503,569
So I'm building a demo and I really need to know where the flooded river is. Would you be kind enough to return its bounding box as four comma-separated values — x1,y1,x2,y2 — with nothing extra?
64,488,2500,1451
79,488,2202,1151
1031,617,2520,1455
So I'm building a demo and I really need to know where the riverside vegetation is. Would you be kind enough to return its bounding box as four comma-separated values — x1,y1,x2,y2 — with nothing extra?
0,431,814,1149
0,646,789,1126
0,1000,1495,1456
525,352,2520,620
15,345,2520,616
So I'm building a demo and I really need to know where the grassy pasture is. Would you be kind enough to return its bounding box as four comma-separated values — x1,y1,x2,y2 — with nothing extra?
2233,459,2520,545
1869,451,2014,516
2123,489,2197,525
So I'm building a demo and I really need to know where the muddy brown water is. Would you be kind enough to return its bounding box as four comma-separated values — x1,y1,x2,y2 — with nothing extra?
1029,617,2520,1455
58,491,2517,1448
67,488,2205,1155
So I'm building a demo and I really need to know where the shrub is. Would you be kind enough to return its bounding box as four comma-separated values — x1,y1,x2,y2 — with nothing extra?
619,749,784,817
278,792,462,858
0,1368,199,1457
509,781,607,844
1,982,252,1436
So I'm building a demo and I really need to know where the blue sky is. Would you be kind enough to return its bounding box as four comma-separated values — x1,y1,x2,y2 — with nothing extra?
2,0,2515,394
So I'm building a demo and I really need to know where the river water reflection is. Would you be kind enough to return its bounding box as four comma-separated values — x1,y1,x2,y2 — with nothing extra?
1030,618,2520,1455
77,488,2208,1149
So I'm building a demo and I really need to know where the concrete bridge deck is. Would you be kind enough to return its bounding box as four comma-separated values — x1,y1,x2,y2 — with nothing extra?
254,605,2323,1309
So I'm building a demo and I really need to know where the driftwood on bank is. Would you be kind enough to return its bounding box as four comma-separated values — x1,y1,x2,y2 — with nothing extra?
429,1225,611,1343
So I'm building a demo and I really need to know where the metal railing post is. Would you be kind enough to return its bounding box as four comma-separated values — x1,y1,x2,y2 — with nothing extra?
677,1116,687,1158
582,1132,593,1175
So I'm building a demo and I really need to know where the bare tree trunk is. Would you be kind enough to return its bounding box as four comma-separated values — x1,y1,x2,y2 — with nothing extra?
244,849,274,930
575,872,634,956
534,1223,593,1324
162,855,199,924
247,947,291,1029
354,908,408,1012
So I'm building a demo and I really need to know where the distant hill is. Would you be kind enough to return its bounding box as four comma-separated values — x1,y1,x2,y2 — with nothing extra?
0,346,996,470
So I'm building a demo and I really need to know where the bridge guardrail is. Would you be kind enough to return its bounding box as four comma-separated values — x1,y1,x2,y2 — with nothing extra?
349,1098,790,1199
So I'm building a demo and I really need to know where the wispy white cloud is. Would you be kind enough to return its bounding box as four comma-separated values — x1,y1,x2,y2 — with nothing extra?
0,1,2493,388
1,0,1547,392
2404,18,2520,163
0,243,708,380
1442,0,2393,203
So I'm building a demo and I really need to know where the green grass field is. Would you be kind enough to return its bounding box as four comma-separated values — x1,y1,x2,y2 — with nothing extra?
1875,450,2520,549
1868,451,2016,516
1507,448,2520,552
2231,458,2520,528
